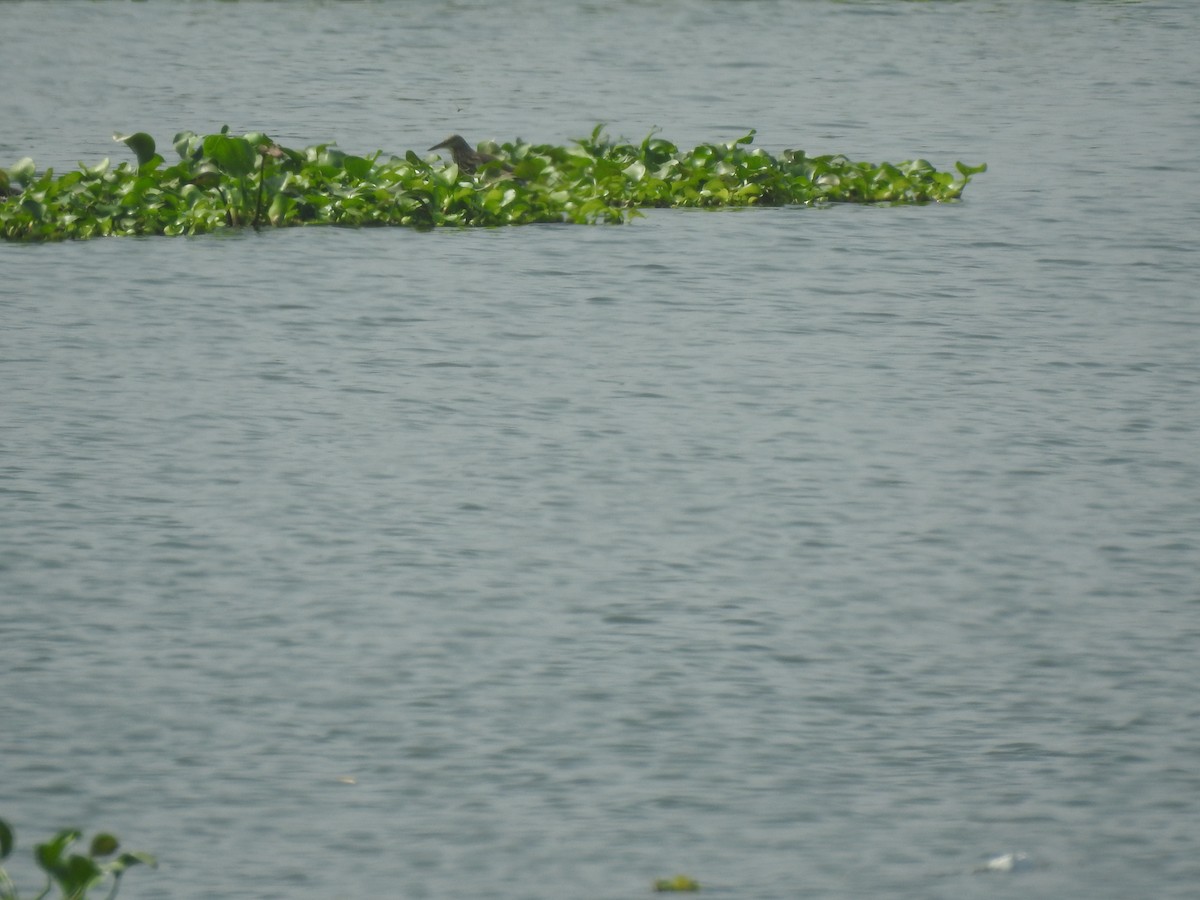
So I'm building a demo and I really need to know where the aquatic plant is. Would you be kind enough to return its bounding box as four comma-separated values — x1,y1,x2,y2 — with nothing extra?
654,873,701,891
0,126,986,242
0,818,155,900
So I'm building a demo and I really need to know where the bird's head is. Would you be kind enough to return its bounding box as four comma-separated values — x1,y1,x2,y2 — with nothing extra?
428,135,471,153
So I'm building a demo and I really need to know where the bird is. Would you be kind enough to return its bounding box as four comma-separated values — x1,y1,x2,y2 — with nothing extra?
427,135,510,175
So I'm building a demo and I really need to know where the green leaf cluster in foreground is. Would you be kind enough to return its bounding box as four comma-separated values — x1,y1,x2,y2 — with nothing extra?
0,126,986,242
0,817,155,900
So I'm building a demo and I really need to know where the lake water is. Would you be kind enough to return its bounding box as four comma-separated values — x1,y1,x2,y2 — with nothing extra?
2,2,1198,898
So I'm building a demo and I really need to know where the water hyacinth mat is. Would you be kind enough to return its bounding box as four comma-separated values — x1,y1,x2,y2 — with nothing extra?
0,126,986,241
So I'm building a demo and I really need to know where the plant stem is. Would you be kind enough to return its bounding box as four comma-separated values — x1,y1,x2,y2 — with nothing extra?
253,157,266,231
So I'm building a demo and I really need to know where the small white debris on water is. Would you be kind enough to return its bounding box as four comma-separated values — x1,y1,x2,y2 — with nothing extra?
977,852,1032,873
336,775,358,785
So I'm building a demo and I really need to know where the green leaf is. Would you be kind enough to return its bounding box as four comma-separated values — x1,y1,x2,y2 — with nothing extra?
106,851,157,875
60,853,102,893
654,874,700,892
35,829,80,871
113,132,157,167
267,192,294,225
342,155,373,179
83,158,110,176
203,134,257,177
189,162,222,188
316,148,347,170
7,157,36,183
172,130,203,160
89,833,119,857
622,160,646,182
242,131,272,148
0,818,12,860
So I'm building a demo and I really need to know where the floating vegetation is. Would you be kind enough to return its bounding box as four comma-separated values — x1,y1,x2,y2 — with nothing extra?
0,817,155,900
0,126,986,242
654,873,701,892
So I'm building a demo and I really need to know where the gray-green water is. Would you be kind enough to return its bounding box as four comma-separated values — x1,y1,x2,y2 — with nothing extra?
3,2,1198,898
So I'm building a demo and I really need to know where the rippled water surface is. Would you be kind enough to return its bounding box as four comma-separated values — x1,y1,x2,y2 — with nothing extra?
3,2,1199,898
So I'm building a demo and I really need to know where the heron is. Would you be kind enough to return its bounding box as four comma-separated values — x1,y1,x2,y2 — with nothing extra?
427,135,511,175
